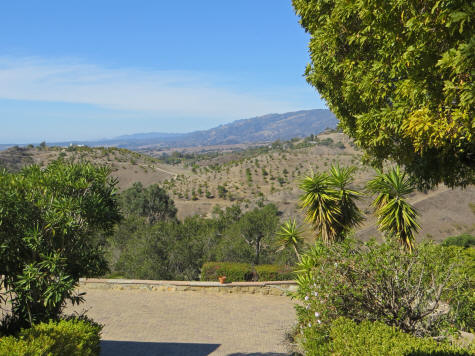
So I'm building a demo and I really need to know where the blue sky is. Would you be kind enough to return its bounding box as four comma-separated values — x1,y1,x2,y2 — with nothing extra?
0,1,325,143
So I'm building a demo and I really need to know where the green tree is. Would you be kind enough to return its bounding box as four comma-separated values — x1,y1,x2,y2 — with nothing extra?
300,165,362,244
238,204,279,265
119,182,177,224
217,185,228,199
293,0,474,188
367,167,420,251
276,219,305,261
0,161,121,332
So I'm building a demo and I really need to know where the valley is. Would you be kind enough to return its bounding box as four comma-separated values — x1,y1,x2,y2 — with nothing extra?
2,131,473,243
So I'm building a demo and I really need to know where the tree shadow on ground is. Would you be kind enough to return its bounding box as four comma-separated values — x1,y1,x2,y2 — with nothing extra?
101,340,220,356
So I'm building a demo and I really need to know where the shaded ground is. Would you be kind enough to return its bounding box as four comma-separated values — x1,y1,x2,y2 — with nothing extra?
68,287,296,356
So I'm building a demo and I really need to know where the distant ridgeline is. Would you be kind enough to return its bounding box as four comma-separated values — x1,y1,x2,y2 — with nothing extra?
1,109,337,150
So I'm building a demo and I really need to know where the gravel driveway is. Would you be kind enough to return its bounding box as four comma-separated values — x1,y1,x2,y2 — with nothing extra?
68,287,296,356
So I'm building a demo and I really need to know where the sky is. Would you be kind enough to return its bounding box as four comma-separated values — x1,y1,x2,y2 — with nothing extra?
0,1,325,143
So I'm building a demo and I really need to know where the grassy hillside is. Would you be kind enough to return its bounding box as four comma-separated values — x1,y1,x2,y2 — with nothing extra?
1,133,473,243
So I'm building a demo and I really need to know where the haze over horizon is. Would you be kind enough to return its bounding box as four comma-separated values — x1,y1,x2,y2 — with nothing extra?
0,1,327,144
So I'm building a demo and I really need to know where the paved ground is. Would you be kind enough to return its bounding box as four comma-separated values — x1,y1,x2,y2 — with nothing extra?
68,287,296,356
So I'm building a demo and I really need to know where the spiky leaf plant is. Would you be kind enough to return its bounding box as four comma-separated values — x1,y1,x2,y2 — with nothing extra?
367,167,420,251
276,218,305,261
299,165,362,244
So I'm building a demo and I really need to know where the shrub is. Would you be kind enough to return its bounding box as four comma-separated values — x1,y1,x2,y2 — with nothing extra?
200,262,253,282
327,317,473,356
255,264,295,281
294,238,473,345
0,319,102,356
0,161,121,332
442,234,475,248
200,262,295,282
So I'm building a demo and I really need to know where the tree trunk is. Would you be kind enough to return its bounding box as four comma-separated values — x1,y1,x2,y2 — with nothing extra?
293,244,301,262
255,238,261,265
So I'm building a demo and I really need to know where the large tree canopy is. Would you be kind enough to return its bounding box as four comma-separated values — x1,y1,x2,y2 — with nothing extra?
293,0,474,188
119,182,177,223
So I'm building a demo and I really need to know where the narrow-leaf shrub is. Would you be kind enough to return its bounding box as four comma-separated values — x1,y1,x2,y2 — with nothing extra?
0,161,121,332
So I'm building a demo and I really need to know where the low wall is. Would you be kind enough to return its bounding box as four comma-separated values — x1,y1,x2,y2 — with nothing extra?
79,278,297,296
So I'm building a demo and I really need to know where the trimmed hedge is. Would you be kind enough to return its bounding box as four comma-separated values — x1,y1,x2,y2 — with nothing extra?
200,262,295,282
329,317,474,356
0,319,102,356
201,262,254,282
442,234,475,248
255,264,295,281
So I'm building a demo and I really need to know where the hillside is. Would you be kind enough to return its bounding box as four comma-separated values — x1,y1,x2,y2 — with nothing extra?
145,109,338,148
0,109,337,150
1,133,473,243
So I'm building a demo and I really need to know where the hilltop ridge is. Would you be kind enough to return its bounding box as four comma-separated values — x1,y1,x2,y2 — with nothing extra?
0,109,337,150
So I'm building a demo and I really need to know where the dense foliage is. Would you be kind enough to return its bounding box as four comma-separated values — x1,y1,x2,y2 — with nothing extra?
200,262,254,282
0,319,102,356
0,161,121,332
442,233,475,248
326,317,474,356
108,203,294,281
200,262,295,282
254,264,295,281
293,0,474,188
294,239,473,353
119,182,177,223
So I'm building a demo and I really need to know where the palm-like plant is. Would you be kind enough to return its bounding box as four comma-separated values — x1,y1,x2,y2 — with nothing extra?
328,165,364,238
367,166,420,251
299,165,362,244
276,218,305,261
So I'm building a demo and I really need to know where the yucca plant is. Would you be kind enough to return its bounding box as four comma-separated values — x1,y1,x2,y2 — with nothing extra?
367,166,420,251
328,165,364,238
299,165,362,244
276,218,305,261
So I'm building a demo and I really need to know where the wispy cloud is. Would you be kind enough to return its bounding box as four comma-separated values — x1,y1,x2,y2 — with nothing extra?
0,56,314,119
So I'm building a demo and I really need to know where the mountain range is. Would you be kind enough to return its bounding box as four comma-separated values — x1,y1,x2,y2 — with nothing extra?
1,109,337,150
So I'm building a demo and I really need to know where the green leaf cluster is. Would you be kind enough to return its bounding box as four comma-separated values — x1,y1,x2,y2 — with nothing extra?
109,203,289,281
119,182,177,224
293,239,474,355
0,319,102,356
293,0,474,188
328,317,474,356
0,161,121,332
299,165,362,243
367,166,420,250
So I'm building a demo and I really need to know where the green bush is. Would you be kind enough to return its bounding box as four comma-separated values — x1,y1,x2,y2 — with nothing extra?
200,262,295,282
328,318,474,356
0,319,102,356
0,161,121,332
200,262,253,282
294,238,473,345
255,264,295,281
442,234,475,248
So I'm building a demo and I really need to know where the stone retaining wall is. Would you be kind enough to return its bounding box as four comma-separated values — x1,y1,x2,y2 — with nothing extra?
79,278,297,296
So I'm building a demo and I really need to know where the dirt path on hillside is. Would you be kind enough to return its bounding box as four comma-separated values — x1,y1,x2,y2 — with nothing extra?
67,287,296,356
